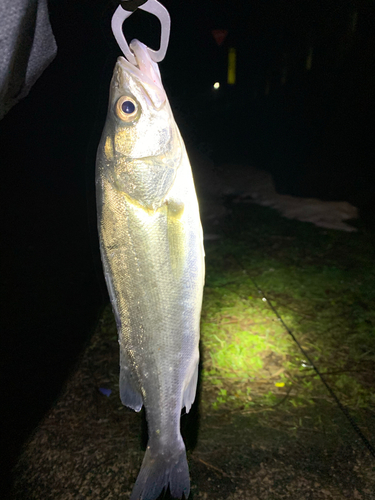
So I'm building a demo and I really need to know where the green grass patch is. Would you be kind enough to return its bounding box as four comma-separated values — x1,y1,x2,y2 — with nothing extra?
200,203,375,412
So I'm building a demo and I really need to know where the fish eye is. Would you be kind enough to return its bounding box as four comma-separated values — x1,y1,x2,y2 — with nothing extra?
116,96,139,122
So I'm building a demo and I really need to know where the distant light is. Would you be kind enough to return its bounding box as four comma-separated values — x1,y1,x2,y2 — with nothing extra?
213,82,220,90
227,48,236,85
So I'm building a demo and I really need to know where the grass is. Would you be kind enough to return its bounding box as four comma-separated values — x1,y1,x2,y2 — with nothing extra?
200,202,375,413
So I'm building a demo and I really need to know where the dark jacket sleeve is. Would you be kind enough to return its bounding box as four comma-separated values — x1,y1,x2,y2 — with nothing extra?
0,0,57,119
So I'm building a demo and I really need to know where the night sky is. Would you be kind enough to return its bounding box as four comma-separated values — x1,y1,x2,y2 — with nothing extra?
1,0,375,496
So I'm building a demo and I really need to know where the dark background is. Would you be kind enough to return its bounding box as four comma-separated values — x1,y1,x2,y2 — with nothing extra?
1,0,374,495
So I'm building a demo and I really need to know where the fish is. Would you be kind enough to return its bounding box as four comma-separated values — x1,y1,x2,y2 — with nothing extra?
96,40,205,500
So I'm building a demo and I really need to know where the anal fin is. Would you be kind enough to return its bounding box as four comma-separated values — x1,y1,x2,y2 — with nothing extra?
120,349,143,412
182,360,199,414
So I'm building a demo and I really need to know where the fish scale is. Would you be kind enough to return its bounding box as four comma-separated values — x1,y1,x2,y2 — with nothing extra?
96,40,204,500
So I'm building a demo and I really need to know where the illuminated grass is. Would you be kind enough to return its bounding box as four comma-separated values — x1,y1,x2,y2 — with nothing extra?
200,203,375,412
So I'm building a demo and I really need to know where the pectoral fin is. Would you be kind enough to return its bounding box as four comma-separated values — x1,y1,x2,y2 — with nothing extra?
120,349,143,412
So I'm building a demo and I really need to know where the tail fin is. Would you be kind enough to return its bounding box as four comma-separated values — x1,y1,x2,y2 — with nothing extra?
130,441,190,500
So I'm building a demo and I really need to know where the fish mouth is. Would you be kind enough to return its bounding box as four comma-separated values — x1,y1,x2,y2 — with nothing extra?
117,40,166,109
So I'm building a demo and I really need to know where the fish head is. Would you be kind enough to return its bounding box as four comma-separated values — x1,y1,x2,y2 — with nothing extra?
100,40,182,211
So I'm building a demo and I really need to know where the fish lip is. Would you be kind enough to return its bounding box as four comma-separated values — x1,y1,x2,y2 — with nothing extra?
117,55,143,78
116,55,165,101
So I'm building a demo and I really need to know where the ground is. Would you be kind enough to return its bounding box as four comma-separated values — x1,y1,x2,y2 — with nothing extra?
12,305,375,499
12,162,375,499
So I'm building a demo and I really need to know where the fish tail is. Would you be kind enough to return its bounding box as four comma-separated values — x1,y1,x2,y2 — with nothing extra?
130,439,190,500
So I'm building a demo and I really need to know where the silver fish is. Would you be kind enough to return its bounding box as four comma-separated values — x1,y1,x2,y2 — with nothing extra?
96,40,205,500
